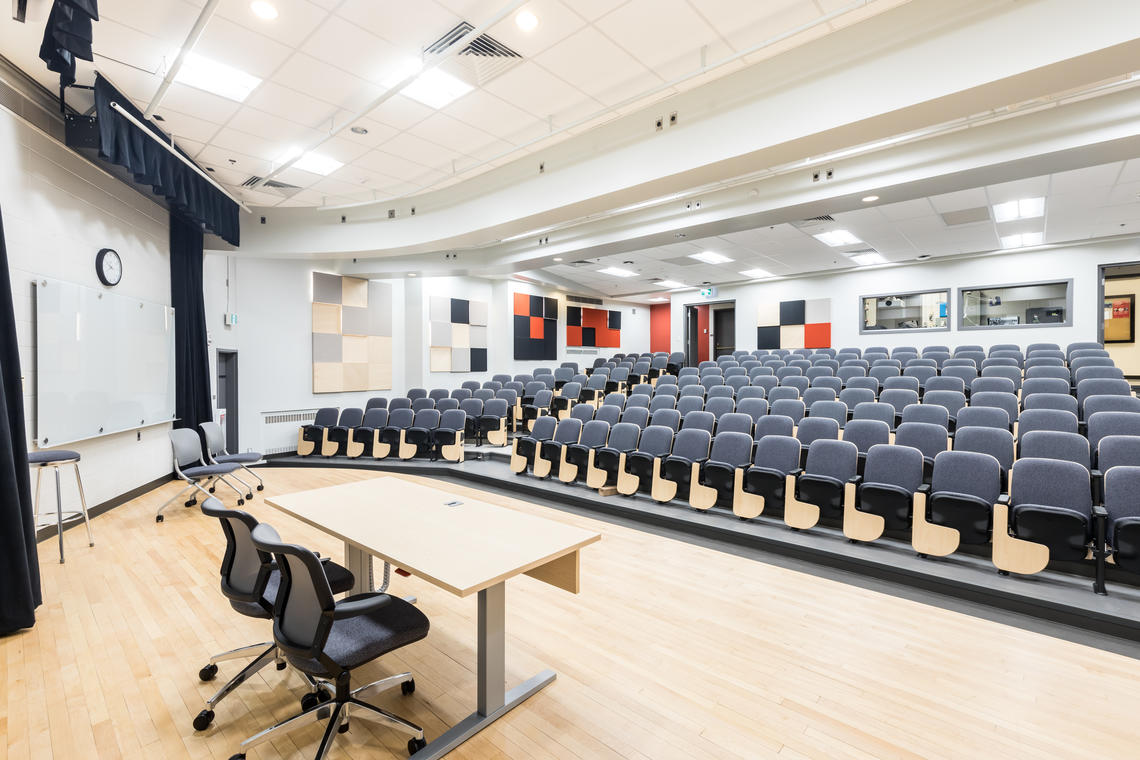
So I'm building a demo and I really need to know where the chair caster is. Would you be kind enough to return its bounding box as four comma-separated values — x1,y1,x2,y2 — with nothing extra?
256,484,264,491
228,754,246,760
300,689,332,711
155,515,164,523
193,709,215,731
401,678,415,695
338,717,350,734
185,498,197,507
209,486,215,493
275,661,287,671
199,663,218,681
246,492,253,500
408,737,427,755
237,499,245,506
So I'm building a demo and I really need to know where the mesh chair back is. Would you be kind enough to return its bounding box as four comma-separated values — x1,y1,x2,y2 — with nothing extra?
931,451,999,503
770,399,805,424
171,428,204,469
594,405,622,427
804,439,858,480
894,422,948,461
955,405,1009,430
634,425,671,456
864,444,923,491
716,413,753,436
250,524,335,656
796,417,839,447
682,411,716,433
842,419,890,454
201,498,270,603
954,427,1014,472
650,409,681,431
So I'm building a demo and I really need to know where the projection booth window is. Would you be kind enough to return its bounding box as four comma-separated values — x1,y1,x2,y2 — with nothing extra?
958,280,1072,329
859,289,950,333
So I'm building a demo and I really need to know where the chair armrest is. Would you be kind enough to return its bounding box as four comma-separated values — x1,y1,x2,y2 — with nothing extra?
333,592,392,620
916,483,931,495
847,475,863,486
1092,505,1108,518
996,493,1010,505
788,468,804,478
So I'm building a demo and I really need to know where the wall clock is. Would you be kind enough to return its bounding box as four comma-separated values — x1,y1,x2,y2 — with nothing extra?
95,248,122,286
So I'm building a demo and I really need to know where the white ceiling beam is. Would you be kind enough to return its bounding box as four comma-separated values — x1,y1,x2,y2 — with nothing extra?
248,0,529,190
142,0,222,119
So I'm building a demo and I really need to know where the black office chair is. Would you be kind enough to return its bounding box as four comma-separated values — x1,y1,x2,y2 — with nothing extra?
195,498,355,732
235,523,430,760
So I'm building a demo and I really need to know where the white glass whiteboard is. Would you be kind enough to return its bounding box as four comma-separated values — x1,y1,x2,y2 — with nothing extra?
35,278,177,446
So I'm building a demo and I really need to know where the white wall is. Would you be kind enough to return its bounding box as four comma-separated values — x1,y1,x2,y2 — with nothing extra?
672,239,1140,354
1,104,174,508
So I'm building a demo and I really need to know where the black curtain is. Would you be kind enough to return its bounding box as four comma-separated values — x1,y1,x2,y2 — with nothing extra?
94,75,240,246
0,206,41,634
38,0,99,88
171,213,213,434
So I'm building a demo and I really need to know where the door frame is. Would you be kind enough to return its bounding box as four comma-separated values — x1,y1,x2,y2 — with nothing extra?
216,348,239,452
684,299,736,366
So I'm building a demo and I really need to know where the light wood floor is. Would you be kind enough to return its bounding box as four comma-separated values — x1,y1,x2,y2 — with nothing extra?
4,467,1140,760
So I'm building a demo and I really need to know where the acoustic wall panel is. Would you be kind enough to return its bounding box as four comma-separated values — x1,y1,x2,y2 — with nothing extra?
566,305,621,348
757,298,831,349
312,273,392,393
428,296,488,371
514,293,558,360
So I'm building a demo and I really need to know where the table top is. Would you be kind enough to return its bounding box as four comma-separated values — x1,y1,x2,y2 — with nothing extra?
265,476,601,597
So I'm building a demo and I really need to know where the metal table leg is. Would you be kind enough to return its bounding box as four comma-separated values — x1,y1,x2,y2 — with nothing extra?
411,581,556,759
54,466,65,564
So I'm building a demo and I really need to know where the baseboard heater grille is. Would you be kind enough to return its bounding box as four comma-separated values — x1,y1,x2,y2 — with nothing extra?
261,409,320,455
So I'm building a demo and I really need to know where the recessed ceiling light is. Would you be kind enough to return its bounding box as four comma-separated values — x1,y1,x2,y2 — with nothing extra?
850,252,886,265
408,273,417,277
350,125,368,135
813,229,861,247
649,297,668,303
250,1,278,20
384,62,472,109
1000,232,1044,248
689,251,733,265
279,147,343,176
739,268,772,279
552,257,563,262
862,195,880,203
992,197,1045,223
657,280,685,289
174,52,261,102
516,9,538,31
599,267,636,277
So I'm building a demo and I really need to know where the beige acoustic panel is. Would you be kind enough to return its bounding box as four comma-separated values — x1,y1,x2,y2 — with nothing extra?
342,335,369,364
430,346,452,372
757,301,780,327
343,363,368,392
367,336,393,390
313,302,342,334
469,300,488,326
452,323,470,348
313,362,344,393
780,324,805,349
429,295,451,323
342,276,368,307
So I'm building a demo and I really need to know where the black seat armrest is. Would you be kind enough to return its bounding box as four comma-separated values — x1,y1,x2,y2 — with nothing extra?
665,455,695,466
787,468,804,479
1092,505,1108,518
996,493,1010,505
847,475,863,486
916,483,931,495
333,592,392,620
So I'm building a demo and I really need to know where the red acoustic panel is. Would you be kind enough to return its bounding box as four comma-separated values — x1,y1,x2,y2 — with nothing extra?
530,316,544,339
804,322,831,349
596,328,620,348
650,303,670,353
582,308,607,330
566,325,582,346
513,292,530,316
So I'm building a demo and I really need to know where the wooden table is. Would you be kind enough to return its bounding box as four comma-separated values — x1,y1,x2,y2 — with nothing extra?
265,475,601,759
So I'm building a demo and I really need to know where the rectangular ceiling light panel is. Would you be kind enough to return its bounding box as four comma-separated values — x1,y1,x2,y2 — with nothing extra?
174,52,262,102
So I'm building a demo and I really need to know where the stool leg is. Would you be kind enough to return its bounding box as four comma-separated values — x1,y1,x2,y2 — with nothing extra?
54,466,64,564
74,463,93,547
34,465,43,527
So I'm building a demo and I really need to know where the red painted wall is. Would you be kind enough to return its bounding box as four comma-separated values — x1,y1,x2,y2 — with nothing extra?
696,304,710,362
650,303,671,353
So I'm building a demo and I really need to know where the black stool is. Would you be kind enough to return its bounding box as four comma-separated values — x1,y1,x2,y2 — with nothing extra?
28,449,93,563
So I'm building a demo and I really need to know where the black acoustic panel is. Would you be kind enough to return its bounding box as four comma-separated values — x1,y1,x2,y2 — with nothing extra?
450,298,469,324
757,326,781,350
608,310,621,330
514,315,536,360
582,327,596,347
544,297,558,319
470,348,488,372
529,294,544,317
779,300,805,326
542,318,557,359
566,306,582,326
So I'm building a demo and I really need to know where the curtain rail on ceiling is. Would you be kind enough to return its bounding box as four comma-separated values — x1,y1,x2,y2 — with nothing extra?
108,101,252,214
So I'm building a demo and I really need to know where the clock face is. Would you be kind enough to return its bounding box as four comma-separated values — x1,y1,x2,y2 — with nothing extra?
96,248,122,286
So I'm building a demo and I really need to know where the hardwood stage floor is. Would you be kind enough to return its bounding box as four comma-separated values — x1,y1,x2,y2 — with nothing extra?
3,467,1139,760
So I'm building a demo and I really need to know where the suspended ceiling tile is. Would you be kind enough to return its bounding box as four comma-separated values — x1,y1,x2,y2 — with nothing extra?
336,0,461,52
413,112,503,157
215,0,331,48
593,0,726,78
565,0,631,22
482,60,598,121
534,26,659,107
442,89,542,141
315,135,374,165
209,126,284,163
985,176,1050,204
1106,180,1140,206
928,187,989,213
93,18,170,72
380,132,467,171
159,82,243,123
272,53,381,110
1117,158,1140,184
339,117,401,148
227,106,323,149
484,0,587,59
243,81,339,130
358,150,448,185
99,0,202,42
195,144,272,177
193,15,295,79
693,0,818,52
300,14,406,86
367,94,435,131
1049,162,1123,194
155,108,223,144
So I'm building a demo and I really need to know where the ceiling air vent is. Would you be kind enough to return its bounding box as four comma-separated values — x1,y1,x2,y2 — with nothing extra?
241,176,302,198
566,260,594,268
790,215,836,230
940,207,991,226
567,294,604,305
425,22,522,86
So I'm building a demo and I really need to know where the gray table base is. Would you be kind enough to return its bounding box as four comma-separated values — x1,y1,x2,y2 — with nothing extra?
344,543,556,759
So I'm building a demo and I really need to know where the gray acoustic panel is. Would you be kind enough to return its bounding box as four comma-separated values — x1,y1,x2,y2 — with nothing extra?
430,321,451,347
451,347,471,372
469,300,488,326
313,272,342,304
312,332,342,363
368,281,393,336
470,324,488,349
429,295,451,323
341,305,369,335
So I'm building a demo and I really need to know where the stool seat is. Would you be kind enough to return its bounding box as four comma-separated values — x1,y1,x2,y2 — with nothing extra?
29,449,80,465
